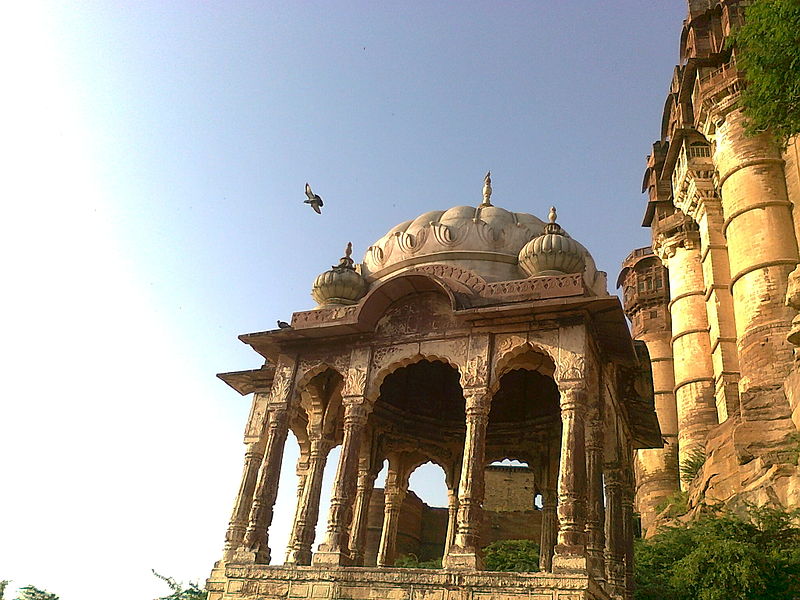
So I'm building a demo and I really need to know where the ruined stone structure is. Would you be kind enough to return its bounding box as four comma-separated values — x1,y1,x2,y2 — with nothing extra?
207,185,661,600
622,0,800,537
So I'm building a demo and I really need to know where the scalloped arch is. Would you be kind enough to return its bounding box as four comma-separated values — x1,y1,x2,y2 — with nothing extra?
367,351,463,403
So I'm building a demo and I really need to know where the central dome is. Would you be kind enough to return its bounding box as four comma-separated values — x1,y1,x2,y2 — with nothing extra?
362,205,547,283
360,203,608,296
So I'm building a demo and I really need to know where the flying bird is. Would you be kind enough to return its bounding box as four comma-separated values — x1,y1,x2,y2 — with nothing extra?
277,320,291,329
304,183,323,214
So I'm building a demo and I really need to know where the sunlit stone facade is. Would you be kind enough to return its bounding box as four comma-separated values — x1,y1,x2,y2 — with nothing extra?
621,0,800,538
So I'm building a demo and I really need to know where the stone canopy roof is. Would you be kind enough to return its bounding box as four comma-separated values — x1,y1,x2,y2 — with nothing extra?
360,203,608,297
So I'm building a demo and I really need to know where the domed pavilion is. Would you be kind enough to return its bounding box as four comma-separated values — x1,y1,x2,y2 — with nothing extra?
207,176,660,600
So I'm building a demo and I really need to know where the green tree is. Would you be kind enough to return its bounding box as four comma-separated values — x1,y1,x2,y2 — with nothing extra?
728,0,800,146
0,581,8,600
482,539,540,572
634,506,800,600
152,571,207,600
15,587,59,600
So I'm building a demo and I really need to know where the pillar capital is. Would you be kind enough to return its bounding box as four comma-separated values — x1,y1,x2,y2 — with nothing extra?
557,384,588,412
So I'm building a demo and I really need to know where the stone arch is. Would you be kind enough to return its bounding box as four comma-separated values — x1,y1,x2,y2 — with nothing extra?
492,341,557,395
294,364,345,442
356,272,461,331
368,351,464,402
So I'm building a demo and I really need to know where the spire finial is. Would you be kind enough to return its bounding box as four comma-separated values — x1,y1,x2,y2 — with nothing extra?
482,171,492,206
544,206,563,234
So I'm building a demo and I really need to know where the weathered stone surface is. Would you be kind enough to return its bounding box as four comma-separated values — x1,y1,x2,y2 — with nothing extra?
623,0,800,534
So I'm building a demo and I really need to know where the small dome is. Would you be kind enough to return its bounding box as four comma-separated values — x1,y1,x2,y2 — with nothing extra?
519,207,586,276
311,243,367,306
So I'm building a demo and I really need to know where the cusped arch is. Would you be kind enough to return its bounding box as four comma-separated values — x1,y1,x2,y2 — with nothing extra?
492,341,557,395
367,351,464,402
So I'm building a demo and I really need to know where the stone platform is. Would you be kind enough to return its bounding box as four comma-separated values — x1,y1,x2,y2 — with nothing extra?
206,564,611,600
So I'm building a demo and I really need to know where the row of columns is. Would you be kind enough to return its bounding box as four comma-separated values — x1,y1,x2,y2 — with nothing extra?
221,377,637,597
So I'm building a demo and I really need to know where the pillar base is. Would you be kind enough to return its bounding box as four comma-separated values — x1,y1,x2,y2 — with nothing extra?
284,548,312,566
311,549,353,567
230,547,270,565
552,549,588,573
442,549,483,570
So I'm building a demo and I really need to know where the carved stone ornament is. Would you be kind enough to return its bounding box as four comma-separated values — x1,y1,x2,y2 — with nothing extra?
555,353,585,383
269,366,293,404
343,367,368,397
461,355,487,388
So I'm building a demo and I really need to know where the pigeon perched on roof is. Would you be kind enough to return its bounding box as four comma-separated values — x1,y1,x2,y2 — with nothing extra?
277,320,291,329
304,183,323,214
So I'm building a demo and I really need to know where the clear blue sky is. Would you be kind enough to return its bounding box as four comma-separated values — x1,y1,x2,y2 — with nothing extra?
1,2,686,598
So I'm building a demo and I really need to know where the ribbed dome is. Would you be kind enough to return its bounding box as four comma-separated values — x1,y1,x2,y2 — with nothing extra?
362,204,549,283
359,201,608,296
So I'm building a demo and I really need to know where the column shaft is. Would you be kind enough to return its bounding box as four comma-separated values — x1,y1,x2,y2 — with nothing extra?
377,484,405,567
604,469,625,596
349,467,376,566
286,439,330,565
553,385,588,571
240,407,290,563
223,442,265,560
585,423,606,580
444,389,490,569
539,487,557,572
314,399,368,565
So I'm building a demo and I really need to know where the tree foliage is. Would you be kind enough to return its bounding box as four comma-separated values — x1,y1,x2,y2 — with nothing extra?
729,0,800,146
482,539,540,572
394,554,442,569
634,506,800,600
152,571,208,600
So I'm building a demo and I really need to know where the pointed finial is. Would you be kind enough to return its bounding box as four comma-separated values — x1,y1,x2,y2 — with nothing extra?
544,206,563,234
482,171,492,206
344,241,352,259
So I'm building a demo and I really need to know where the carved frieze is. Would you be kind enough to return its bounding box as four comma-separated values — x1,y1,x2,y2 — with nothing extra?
343,367,367,397
291,304,358,329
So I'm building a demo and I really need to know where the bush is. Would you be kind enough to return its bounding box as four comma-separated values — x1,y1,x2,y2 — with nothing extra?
634,506,800,600
483,539,540,572
393,554,442,569
679,447,706,485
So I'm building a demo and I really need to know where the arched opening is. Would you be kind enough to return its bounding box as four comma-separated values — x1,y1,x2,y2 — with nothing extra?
484,351,561,562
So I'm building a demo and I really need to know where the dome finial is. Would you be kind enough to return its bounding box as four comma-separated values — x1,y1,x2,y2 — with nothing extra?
482,171,492,207
544,206,563,234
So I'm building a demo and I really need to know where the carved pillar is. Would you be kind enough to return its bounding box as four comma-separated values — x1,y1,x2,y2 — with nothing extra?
443,488,459,560
539,486,558,572
349,463,377,566
621,460,636,600
313,398,368,566
585,420,606,580
222,441,266,560
553,383,588,572
444,387,490,569
285,438,331,565
284,454,310,563
604,467,625,597
377,470,406,567
238,405,290,563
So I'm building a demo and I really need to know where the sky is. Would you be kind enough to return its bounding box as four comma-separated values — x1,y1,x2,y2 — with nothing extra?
1,2,687,598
